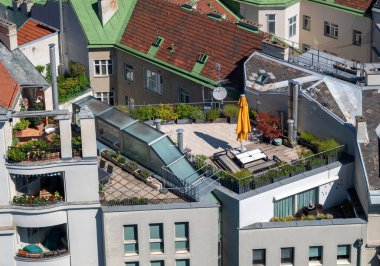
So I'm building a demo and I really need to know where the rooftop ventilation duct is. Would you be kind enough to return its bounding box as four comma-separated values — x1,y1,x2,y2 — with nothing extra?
49,44,59,110
364,64,380,86
287,80,300,144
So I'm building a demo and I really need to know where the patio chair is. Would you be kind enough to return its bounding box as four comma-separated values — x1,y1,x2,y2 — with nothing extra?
99,159,106,169
106,165,113,174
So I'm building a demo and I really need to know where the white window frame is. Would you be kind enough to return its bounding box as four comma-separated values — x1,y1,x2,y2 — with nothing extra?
149,224,164,254
124,63,134,82
144,68,163,95
94,60,113,76
303,15,311,31
324,21,338,38
352,30,362,46
95,92,114,105
267,14,276,34
289,16,297,38
124,225,138,256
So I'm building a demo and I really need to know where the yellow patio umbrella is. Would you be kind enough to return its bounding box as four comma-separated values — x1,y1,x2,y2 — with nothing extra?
236,94,251,152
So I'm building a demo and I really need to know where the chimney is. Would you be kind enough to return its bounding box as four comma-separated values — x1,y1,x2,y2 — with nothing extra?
49,44,59,110
356,116,369,144
12,0,23,10
98,0,118,26
0,18,17,51
261,39,290,61
288,80,300,144
20,0,34,15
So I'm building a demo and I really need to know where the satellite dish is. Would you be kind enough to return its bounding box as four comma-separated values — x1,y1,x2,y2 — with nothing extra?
213,86,227,101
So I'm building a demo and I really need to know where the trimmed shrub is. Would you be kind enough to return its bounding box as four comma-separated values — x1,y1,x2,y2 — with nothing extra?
154,104,177,121
190,109,206,120
127,161,139,171
8,148,26,162
206,109,220,121
223,104,239,118
176,104,196,119
117,156,126,164
131,105,155,121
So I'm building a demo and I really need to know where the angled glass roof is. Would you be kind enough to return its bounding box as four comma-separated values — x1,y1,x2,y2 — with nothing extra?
123,122,163,143
74,96,112,115
151,137,198,184
98,108,136,129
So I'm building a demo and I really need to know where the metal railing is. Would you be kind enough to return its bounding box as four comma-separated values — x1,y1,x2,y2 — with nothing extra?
188,146,346,194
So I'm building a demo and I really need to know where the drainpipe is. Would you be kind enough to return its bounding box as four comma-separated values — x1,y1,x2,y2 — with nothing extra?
292,81,300,142
357,238,363,266
177,128,184,153
287,119,294,143
49,43,59,110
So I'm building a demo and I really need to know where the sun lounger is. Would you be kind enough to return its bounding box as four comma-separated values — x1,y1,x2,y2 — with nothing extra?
239,152,267,166
235,149,261,160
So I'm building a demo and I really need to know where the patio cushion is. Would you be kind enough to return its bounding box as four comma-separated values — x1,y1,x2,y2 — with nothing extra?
24,244,43,254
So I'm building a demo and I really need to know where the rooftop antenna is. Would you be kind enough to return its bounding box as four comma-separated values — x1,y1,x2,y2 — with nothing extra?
212,62,228,109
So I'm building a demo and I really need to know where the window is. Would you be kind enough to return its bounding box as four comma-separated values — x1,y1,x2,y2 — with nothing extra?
303,15,311,30
175,222,189,252
352,30,362,46
124,63,134,81
281,248,294,265
267,14,276,34
151,261,164,266
274,196,294,218
252,249,266,265
274,188,318,218
96,92,114,105
94,60,112,76
144,69,162,95
125,263,139,266
149,224,164,253
309,246,322,264
176,259,190,266
124,225,138,255
324,22,338,38
337,245,350,263
302,44,311,52
289,16,297,38
179,88,190,103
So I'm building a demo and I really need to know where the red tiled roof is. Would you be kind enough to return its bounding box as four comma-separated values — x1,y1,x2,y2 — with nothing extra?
0,61,19,108
120,0,264,82
17,18,56,46
334,0,374,12
170,0,237,21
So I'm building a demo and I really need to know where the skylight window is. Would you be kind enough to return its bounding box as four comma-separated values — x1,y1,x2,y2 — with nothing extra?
256,73,269,84
197,53,208,64
152,36,164,47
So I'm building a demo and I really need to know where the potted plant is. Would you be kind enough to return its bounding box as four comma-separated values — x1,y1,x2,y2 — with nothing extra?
206,109,221,122
155,104,177,124
136,168,151,182
256,112,283,144
175,104,194,124
190,108,206,123
223,104,239,124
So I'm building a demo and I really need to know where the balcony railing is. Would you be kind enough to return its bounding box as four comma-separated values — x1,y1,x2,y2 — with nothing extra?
7,145,82,163
188,145,346,194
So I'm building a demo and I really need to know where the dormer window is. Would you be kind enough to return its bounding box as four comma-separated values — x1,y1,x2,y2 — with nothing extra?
197,53,208,64
152,36,164,47
256,73,269,85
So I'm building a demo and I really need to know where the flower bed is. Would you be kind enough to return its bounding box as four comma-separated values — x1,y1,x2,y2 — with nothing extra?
12,193,63,206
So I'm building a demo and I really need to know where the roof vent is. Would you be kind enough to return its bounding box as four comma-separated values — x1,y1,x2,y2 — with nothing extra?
197,53,208,64
237,19,261,32
256,73,269,85
208,10,225,20
152,36,164,47
181,1,196,11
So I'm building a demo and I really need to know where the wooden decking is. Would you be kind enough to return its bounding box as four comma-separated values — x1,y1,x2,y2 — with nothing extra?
215,142,309,173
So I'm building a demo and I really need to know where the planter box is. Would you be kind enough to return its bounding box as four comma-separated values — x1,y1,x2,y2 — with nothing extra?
162,120,175,125
143,120,154,126
298,139,317,152
228,117,238,124
213,117,228,123
176,118,192,124
194,119,208,123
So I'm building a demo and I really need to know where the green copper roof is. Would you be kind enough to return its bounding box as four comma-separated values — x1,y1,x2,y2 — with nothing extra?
69,0,136,45
235,0,299,7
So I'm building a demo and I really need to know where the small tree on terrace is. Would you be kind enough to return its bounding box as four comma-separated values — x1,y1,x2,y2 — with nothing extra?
256,112,283,143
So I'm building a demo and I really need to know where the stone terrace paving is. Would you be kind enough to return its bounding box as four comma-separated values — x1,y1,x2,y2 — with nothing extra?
160,123,300,163
101,160,184,203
